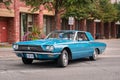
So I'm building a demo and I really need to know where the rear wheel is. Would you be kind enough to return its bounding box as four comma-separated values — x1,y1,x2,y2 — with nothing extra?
22,58,33,64
89,49,98,61
57,50,69,67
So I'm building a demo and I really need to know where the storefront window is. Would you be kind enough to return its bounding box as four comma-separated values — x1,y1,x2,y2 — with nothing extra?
43,15,54,35
20,13,34,41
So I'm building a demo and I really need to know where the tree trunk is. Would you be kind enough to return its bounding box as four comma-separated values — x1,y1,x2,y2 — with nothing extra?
54,0,61,30
55,13,61,30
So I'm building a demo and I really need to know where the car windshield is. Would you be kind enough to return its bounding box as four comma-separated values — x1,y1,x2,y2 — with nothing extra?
46,31,75,40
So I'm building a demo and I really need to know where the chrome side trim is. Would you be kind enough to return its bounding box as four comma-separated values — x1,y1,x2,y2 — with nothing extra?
13,51,61,55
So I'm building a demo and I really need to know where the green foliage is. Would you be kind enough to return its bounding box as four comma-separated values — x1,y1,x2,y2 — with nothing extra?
21,0,53,12
114,2,120,21
1,0,119,23
62,6,88,20
96,0,118,22
63,0,118,22
21,0,94,28
21,0,119,23
0,0,12,9
28,25,41,40
63,0,93,20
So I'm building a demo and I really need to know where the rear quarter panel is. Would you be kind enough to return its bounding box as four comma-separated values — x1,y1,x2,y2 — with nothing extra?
90,41,106,54
85,32,106,54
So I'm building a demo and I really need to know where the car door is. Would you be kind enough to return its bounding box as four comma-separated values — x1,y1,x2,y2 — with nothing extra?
72,32,92,59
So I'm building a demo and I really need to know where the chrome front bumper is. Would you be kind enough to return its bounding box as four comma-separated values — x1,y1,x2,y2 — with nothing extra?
13,51,61,55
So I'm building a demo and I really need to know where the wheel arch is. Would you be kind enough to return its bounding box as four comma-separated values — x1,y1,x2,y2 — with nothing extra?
95,48,100,54
62,47,72,60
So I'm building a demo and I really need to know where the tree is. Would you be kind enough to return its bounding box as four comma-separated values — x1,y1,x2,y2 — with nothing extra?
93,0,118,22
64,0,118,22
21,0,93,30
114,2,120,21
63,0,94,20
0,0,12,9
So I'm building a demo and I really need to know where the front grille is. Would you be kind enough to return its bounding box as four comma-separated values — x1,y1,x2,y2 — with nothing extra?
16,45,43,52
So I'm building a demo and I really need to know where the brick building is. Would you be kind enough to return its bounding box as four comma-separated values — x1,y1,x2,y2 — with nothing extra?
61,19,118,39
0,0,119,44
0,0,55,43
61,0,119,39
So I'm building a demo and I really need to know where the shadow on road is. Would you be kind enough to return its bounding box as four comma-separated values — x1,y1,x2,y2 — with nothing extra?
13,58,102,69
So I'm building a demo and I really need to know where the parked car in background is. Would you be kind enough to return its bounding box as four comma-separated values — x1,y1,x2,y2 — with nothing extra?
13,30,106,67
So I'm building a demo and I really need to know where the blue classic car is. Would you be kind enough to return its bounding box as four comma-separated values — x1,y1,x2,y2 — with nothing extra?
13,30,106,67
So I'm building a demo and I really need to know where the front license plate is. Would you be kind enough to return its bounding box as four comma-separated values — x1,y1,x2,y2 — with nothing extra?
26,54,34,59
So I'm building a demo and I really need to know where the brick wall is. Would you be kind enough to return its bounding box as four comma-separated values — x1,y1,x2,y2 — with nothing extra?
7,17,14,43
19,0,27,7
13,0,20,42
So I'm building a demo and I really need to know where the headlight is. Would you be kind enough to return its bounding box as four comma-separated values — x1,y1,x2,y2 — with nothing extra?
46,46,54,51
13,44,19,50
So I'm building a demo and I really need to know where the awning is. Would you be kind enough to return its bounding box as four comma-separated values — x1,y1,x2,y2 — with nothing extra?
20,7,39,14
0,9,14,17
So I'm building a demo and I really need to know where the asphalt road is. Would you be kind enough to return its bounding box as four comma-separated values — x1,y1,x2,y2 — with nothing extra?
0,39,120,80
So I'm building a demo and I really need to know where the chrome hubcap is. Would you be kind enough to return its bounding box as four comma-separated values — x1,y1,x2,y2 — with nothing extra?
63,52,68,66
94,49,98,59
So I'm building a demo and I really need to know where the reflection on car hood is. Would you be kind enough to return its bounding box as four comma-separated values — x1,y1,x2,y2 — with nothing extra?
16,39,72,45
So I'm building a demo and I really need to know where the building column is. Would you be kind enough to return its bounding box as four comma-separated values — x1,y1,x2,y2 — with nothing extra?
108,22,111,39
100,22,104,39
111,22,117,38
104,22,111,39
38,6,44,33
80,19,87,31
33,5,44,34
88,20,96,39
14,0,20,42
38,12,43,33
92,21,96,39
56,14,61,30
116,25,120,38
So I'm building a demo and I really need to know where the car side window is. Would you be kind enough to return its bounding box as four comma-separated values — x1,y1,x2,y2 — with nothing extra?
76,32,88,41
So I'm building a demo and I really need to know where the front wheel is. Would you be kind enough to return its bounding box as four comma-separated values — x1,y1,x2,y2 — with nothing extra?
89,49,99,61
22,58,33,64
57,50,69,67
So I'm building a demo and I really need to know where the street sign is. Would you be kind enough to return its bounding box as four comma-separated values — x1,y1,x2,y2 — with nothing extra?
68,17,74,25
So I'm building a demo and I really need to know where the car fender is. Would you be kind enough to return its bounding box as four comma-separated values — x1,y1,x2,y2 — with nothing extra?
54,44,72,60
54,44,69,53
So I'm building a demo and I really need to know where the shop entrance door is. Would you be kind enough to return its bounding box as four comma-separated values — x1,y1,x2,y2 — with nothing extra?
0,21,7,42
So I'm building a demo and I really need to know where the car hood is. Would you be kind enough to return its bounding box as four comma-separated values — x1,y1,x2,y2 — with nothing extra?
16,39,72,46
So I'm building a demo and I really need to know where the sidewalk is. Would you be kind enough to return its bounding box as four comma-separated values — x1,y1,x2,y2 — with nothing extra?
0,43,12,47
0,48,19,60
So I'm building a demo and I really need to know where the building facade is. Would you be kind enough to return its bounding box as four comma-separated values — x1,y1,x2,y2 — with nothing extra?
0,0,119,44
62,19,119,39
0,0,55,43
